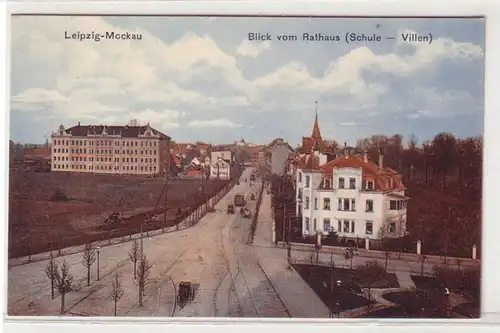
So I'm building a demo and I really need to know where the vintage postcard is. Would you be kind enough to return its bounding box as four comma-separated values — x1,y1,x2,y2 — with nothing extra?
8,15,483,319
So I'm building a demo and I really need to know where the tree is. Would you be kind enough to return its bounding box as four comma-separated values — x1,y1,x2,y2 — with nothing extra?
355,260,385,306
109,272,125,316
54,260,74,315
137,254,153,307
128,240,141,280
44,253,58,300
82,243,96,286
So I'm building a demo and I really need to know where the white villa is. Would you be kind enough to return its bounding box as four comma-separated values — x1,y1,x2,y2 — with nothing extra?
210,157,231,180
292,109,409,240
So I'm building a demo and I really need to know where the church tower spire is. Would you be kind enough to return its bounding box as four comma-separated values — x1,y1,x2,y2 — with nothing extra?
311,100,322,140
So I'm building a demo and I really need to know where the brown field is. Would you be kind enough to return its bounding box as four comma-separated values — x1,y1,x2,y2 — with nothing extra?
8,170,233,258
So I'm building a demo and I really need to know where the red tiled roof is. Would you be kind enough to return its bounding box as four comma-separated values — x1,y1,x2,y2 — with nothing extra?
320,154,404,191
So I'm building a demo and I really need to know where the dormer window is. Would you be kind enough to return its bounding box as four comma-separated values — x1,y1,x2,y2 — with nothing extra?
349,177,356,189
366,180,375,190
339,177,345,189
324,178,331,189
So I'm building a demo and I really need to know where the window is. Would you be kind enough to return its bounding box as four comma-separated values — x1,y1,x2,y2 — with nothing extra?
304,197,310,209
351,199,356,211
305,217,310,231
365,221,373,235
324,178,331,189
343,220,350,233
366,200,374,212
389,222,396,233
349,177,356,189
314,197,318,210
339,177,345,189
343,199,350,211
366,180,375,190
297,188,302,199
338,220,342,233
323,198,331,210
323,219,331,231
351,220,355,233
390,200,406,210
305,176,310,188
337,198,342,210
313,218,317,231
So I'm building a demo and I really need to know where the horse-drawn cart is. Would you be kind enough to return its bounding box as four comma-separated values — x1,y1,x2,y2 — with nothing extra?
177,281,196,309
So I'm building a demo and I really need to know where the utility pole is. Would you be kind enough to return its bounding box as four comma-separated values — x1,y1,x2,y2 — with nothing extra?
282,203,286,245
164,141,171,225
329,258,335,318
445,206,451,263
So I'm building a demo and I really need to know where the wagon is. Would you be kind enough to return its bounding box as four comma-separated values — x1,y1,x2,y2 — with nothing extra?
177,281,195,309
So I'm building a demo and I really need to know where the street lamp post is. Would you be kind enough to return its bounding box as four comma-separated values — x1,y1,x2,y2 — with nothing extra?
96,245,101,281
140,223,144,251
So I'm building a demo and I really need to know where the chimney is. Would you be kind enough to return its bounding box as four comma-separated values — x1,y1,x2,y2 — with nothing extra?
78,121,80,126
344,142,348,159
364,151,368,163
378,147,384,168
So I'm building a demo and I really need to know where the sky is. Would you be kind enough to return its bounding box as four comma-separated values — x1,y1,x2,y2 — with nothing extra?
10,16,485,146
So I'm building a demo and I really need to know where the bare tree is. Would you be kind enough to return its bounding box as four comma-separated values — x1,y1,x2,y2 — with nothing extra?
44,253,58,300
54,260,74,315
82,243,96,286
109,272,125,316
128,240,141,280
136,254,153,307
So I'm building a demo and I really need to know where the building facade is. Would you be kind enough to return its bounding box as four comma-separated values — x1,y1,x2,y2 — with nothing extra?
296,152,408,240
262,138,294,176
210,158,231,180
292,109,408,240
50,121,171,175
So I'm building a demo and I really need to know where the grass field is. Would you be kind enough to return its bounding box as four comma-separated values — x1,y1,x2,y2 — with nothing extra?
8,170,231,258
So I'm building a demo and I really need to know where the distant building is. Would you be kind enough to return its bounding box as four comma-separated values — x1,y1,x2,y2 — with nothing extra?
262,138,294,175
210,150,233,164
210,157,231,180
50,120,171,175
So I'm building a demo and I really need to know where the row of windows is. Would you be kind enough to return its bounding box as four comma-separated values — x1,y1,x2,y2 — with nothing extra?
53,148,157,155
53,164,157,172
301,196,405,212
303,197,375,212
54,156,157,163
301,174,377,191
304,218,397,235
53,139,157,147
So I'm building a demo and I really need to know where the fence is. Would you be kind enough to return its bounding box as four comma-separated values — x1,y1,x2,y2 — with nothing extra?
277,241,481,267
9,178,239,267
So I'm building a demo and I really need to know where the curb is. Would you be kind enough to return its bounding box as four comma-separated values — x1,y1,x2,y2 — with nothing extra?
256,259,292,317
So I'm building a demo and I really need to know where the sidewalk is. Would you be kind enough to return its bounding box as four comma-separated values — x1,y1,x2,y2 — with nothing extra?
258,256,329,318
252,192,329,318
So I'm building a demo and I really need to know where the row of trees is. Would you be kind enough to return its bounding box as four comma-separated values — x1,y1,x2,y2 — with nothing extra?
354,132,482,199
45,239,153,316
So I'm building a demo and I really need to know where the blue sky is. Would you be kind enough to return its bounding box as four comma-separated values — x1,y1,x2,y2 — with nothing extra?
10,16,484,146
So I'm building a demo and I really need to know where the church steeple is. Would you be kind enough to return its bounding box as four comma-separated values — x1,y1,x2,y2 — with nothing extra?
311,100,322,140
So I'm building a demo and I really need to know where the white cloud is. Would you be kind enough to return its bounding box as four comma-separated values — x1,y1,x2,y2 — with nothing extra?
10,17,484,144
11,88,68,110
187,118,241,128
236,40,271,58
